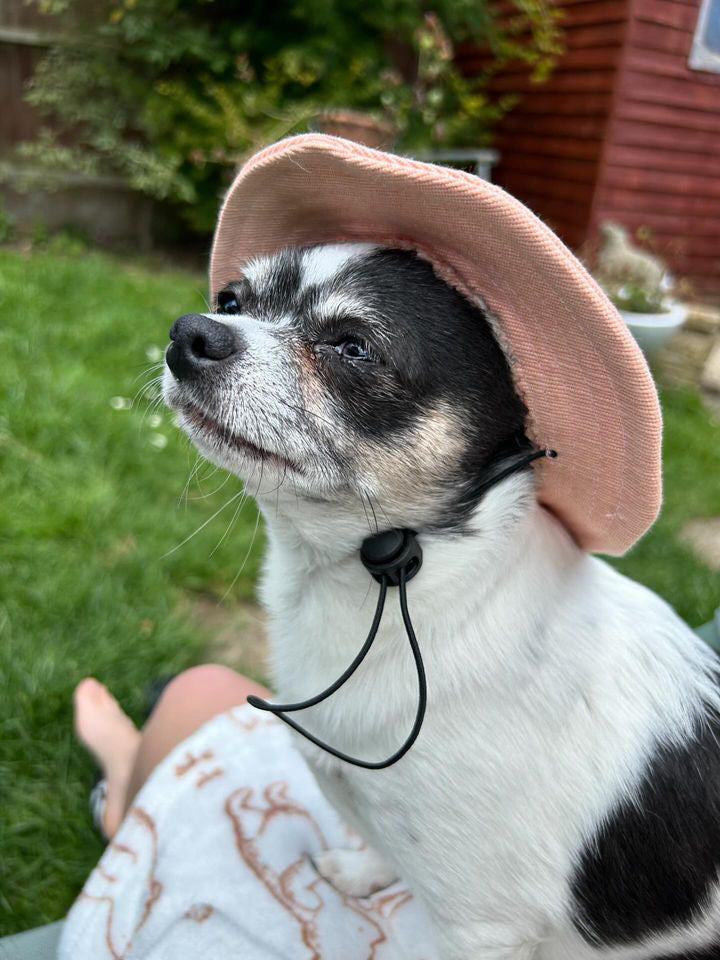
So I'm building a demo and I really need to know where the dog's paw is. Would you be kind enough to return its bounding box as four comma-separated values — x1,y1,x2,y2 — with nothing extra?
314,847,397,898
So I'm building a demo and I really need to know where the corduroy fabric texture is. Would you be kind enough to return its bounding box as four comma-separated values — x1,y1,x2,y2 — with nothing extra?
209,134,663,556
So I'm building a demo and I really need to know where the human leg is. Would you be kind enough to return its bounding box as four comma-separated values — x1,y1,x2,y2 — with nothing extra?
74,665,270,838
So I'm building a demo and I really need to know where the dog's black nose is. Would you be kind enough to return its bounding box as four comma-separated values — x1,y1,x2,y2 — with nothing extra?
166,314,241,381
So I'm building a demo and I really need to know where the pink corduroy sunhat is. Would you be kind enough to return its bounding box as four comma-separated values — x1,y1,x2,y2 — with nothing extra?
210,134,662,556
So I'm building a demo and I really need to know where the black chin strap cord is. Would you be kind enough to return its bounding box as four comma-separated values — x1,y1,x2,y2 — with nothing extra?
247,446,556,769
248,577,388,716
248,568,426,769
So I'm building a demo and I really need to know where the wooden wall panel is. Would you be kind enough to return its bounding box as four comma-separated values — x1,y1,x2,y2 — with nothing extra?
591,0,720,296
0,1,56,151
633,0,698,30
473,0,720,295
0,43,44,147
460,0,626,246
616,98,720,131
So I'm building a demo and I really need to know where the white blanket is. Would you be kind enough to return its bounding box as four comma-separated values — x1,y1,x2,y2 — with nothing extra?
59,705,438,959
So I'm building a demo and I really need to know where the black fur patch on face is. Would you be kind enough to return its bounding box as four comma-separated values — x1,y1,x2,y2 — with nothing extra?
307,248,530,528
571,703,720,949
218,249,303,324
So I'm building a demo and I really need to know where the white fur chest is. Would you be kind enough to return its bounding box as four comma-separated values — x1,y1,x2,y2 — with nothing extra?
255,488,718,958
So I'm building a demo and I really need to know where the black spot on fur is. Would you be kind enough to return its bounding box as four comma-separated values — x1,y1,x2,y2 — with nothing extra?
571,703,720,948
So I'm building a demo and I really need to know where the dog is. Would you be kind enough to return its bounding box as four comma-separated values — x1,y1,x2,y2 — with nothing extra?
164,243,720,960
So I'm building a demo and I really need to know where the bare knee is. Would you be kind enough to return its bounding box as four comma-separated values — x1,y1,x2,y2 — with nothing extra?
122,666,270,816
156,664,270,715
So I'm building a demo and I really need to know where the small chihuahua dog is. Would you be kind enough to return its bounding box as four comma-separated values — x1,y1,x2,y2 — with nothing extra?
164,244,720,960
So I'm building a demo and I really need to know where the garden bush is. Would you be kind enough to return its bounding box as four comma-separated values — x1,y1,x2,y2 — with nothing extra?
19,0,561,232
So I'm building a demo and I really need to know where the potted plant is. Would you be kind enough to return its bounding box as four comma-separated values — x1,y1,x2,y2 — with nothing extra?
310,14,504,159
594,223,687,355
312,110,396,149
609,282,688,355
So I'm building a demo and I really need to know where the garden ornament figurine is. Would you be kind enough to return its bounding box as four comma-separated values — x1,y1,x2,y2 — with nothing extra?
595,220,667,300
160,134,720,959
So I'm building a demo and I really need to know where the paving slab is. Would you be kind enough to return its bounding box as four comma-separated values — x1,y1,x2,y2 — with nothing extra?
679,517,720,571
685,304,720,336
180,594,268,679
701,338,720,393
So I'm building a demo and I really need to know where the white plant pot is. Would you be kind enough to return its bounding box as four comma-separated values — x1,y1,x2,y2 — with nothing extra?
620,302,687,354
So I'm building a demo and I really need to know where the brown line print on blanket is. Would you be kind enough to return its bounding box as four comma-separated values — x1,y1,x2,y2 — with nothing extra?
77,807,163,960
184,903,215,923
175,748,214,776
196,767,224,789
110,843,138,863
229,711,279,733
226,781,414,959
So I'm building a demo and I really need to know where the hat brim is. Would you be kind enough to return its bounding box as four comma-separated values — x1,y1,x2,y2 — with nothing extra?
210,134,662,555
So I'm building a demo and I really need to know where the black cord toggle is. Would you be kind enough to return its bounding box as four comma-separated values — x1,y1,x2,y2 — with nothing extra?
360,528,423,585
247,446,557,769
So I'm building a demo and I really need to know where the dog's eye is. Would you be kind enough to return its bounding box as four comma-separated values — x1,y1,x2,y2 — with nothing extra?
216,291,240,314
334,338,376,363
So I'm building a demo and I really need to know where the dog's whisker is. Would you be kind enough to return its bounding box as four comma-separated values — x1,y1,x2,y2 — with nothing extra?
209,488,249,558
276,397,335,429
179,456,203,508
132,360,164,385
219,507,262,604
365,493,380,535
134,376,165,411
188,471,232,502
273,442,290,518
359,492,373,535
371,494,392,531
161,489,245,559
196,462,221,488
253,457,265,501
134,370,164,394
194,287,213,314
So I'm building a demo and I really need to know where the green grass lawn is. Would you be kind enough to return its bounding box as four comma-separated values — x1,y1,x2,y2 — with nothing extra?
0,248,265,933
609,386,720,625
1,246,719,935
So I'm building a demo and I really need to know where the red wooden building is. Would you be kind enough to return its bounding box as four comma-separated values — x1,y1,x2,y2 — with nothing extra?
3,0,720,293
459,0,720,299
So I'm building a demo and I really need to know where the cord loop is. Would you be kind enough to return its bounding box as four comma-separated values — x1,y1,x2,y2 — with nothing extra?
247,446,556,768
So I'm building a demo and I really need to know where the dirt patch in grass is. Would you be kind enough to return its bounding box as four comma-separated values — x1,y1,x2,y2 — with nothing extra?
679,518,720,572
704,392,720,419
180,593,269,681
